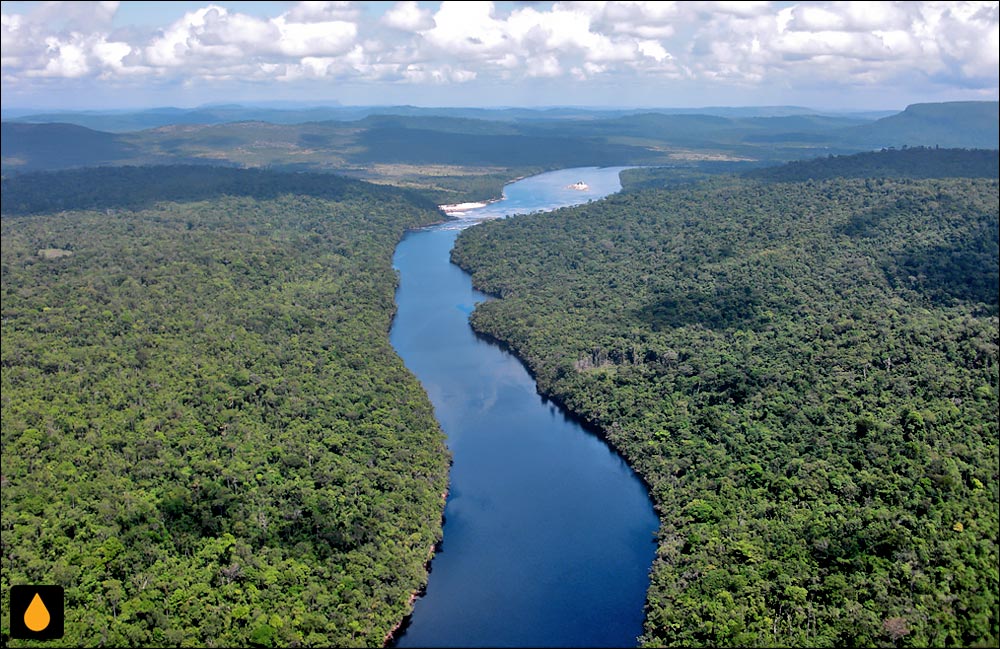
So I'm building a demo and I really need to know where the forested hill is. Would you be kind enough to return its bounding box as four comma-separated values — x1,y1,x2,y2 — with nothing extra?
452,155,999,646
0,165,439,216
841,101,1000,150
6,102,998,180
1,166,451,646
744,147,1000,182
0,122,137,170
621,148,1000,192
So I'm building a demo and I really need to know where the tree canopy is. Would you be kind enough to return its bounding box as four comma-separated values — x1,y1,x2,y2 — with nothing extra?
453,157,999,647
1,166,450,647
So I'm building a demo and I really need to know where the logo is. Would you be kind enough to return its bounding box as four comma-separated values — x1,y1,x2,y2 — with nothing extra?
9,585,64,640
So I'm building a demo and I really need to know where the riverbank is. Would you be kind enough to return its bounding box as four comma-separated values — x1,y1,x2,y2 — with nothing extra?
462,313,661,511
437,172,532,217
388,166,656,648
383,487,450,647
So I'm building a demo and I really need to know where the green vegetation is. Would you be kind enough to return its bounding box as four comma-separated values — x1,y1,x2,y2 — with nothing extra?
623,148,999,193
842,102,1000,150
353,165,543,206
1,167,450,647
620,161,768,192
0,165,439,216
1,123,140,170
453,150,999,647
745,147,1000,182
353,124,649,168
5,102,997,215
4,105,850,135
7,102,998,182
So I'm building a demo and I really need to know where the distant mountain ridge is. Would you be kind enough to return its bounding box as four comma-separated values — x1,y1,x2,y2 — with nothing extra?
3,101,996,174
1,121,215,171
3,104,887,133
745,147,1000,182
1,122,136,169
841,101,999,149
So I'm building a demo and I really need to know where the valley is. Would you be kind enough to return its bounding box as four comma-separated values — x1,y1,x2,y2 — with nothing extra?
2,103,998,648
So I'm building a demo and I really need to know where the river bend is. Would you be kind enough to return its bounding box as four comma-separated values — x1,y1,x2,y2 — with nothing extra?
389,167,658,648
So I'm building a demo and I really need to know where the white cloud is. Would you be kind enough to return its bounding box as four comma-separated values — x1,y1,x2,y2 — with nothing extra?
285,1,360,23
638,40,670,62
400,63,477,84
34,37,90,78
138,3,360,76
419,1,641,71
1,13,30,65
92,39,132,71
789,1,910,32
686,0,999,91
0,1,996,104
526,54,562,78
383,1,434,32
422,2,508,56
27,1,120,32
143,6,223,67
703,1,774,18
273,17,358,57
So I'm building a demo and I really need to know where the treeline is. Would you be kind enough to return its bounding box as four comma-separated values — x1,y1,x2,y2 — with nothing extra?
0,158,532,216
745,147,999,182
0,165,439,216
452,169,998,647
620,161,768,192
622,148,1000,194
1,167,450,646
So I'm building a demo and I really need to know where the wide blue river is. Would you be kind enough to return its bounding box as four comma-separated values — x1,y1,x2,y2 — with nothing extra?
389,167,658,647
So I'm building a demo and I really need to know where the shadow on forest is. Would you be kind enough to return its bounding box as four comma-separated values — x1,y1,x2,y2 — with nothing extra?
632,284,763,331
1,165,438,216
889,236,1000,312
839,199,999,311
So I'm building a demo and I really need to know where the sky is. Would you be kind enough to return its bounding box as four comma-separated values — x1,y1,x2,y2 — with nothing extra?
1,0,998,111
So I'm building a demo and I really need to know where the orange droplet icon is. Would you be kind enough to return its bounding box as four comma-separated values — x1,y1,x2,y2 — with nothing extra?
24,592,51,632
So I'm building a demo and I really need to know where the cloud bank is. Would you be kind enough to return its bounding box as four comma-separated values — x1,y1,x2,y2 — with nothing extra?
2,1,997,106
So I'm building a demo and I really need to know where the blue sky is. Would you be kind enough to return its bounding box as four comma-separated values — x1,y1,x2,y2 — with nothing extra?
2,1,997,111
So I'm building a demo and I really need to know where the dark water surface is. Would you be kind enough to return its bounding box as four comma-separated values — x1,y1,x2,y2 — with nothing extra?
389,167,658,648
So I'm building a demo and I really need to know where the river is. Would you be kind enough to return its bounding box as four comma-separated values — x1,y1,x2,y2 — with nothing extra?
388,167,658,648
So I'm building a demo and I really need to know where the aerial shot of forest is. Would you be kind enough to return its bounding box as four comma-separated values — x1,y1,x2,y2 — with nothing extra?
453,150,998,646
2,2,998,648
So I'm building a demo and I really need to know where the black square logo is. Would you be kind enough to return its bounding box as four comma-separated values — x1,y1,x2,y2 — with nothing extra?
9,585,64,640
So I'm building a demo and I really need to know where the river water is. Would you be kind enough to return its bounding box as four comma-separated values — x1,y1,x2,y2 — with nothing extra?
389,167,658,648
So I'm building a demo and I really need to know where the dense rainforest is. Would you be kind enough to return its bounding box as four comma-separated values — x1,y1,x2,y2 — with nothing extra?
744,147,1000,183
1,167,451,647
453,150,999,647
